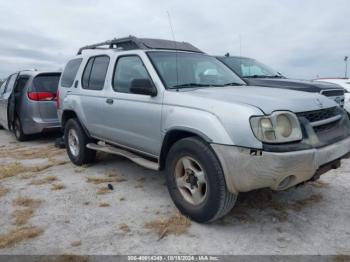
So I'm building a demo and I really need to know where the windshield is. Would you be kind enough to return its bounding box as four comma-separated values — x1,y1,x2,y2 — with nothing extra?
218,57,282,78
147,52,245,89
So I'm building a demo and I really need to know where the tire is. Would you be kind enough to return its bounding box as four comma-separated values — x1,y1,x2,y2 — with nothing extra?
165,137,237,223
13,117,28,141
64,118,96,166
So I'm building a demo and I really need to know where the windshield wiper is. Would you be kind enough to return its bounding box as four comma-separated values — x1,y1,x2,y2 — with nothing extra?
171,83,212,89
246,74,283,79
221,82,244,86
270,74,284,78
245,75,272,78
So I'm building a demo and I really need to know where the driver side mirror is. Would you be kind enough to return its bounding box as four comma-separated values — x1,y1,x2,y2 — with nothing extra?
130,78,157,97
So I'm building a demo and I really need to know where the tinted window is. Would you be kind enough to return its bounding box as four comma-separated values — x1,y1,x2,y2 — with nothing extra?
82,58,94,88
61,58,83,87
82,56,110,90
4,74,18,94
14,76,30,93
0,80,7,95
32,74,61,93
113,56,151,93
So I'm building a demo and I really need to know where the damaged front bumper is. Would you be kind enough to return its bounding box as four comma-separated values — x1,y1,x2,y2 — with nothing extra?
211,136,350,194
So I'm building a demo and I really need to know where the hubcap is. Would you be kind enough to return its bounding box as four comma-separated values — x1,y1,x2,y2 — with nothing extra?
68,129,80,157
174,156,207,205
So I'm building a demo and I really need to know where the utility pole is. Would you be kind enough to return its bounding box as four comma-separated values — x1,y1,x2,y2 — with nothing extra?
345,56,348,78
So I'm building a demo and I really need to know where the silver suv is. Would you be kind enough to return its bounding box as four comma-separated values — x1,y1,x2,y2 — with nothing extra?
58,36,350,222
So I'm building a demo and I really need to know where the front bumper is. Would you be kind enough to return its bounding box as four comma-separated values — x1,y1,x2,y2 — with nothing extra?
211,136,350,194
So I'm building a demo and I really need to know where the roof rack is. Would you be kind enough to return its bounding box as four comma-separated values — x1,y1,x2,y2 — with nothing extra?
77,35,204,55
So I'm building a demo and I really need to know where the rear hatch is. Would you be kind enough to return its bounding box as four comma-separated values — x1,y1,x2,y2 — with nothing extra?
28,73,61,121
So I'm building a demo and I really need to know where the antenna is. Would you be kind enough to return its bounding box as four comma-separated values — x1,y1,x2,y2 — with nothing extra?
167,11,179,87
345,56,348,78
167,11,176,42
239,34,242,57
238,35,243,75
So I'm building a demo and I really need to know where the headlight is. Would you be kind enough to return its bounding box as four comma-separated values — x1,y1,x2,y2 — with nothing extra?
250,111,302,143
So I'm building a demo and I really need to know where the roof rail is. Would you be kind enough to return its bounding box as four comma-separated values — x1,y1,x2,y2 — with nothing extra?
77,35,204,55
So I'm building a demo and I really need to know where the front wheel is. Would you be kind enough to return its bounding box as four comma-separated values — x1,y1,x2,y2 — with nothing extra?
165,137,237,223
64,118,96,166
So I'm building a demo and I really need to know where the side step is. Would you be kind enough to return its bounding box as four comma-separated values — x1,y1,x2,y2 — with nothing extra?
86,143,159,171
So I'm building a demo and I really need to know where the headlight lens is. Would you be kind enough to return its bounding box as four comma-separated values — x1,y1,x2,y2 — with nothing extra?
250,111,302,143
276,114,292,137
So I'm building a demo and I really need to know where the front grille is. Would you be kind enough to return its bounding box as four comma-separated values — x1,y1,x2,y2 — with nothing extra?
321,89,344,97
297,107,341,123
313,121,340,133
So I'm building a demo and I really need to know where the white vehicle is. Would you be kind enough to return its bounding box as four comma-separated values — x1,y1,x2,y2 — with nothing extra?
316,78,350,115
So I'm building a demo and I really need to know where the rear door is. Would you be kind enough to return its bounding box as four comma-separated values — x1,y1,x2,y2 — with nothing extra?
0,73,18,129
28,73,61,122
75,55,110,138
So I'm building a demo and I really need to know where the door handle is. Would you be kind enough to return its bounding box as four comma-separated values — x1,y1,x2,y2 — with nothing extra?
106,98,114,104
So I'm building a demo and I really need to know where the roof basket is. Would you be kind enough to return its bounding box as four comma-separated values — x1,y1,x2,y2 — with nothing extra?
77,35,204,55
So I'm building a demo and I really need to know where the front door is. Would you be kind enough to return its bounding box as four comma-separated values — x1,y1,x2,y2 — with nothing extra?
0,79,8,127
0,73,18,130
103,54,163,157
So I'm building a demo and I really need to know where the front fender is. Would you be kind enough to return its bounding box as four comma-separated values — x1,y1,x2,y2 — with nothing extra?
162,103,264,149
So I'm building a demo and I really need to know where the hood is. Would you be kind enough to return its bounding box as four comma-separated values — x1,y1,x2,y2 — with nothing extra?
244,78,343,93
169,86,337,115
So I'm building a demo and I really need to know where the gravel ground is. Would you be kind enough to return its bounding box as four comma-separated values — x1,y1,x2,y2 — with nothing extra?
0,129,350,256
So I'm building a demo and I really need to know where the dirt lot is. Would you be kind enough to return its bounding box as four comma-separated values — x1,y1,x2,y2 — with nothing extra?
0,129,350,256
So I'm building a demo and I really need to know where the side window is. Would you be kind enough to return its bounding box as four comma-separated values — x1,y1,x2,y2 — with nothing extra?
61,58,83,87
4,74,18,94
14,76,30,93
113,56,152,93
0,80,8,95
82,58,94,88
82,56,109,90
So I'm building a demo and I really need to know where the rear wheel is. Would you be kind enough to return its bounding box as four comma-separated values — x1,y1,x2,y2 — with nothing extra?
165,137,237,223
13,117,28,141
64,118,96,165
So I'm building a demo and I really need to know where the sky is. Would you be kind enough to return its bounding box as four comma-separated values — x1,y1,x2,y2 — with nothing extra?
0,0,349,80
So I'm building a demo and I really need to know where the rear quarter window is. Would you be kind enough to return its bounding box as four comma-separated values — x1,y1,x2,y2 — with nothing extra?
61,58,83,87
32,74,61,93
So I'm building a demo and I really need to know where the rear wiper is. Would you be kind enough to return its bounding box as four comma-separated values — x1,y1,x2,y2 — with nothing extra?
172,83,212,89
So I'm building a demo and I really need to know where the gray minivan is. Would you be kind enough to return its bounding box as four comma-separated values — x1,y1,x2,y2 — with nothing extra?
0,70,61,141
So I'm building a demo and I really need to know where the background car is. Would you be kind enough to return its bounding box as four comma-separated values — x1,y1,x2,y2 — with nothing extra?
315,78,350,116
217,55,346,107
0,70,61,141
